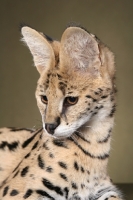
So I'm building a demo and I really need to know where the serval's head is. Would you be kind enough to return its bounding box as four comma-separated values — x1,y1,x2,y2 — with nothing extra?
21,25,115,138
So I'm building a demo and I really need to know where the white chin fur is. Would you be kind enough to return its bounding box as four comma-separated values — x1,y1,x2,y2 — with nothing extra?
42,122,72,138
42,114,92,139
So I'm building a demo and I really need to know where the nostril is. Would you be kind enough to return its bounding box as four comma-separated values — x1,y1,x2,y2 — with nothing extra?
45,123,58,135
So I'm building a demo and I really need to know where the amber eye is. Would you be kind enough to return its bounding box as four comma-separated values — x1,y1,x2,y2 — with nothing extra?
41,95,48,104
65,96,78,106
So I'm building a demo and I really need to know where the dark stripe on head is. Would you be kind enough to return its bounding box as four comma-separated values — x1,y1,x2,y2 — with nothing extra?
86,95,97,102
58,82,66,95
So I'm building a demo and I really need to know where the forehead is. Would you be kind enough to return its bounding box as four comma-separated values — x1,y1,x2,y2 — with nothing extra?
38,67,104,96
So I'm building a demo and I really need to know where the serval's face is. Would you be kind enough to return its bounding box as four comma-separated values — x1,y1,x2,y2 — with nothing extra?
22,26,115,138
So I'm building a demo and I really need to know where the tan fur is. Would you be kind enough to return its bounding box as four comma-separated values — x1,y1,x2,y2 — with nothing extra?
0,26,123,200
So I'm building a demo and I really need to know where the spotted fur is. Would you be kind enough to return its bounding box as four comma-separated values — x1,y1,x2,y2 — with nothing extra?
0,26,124,200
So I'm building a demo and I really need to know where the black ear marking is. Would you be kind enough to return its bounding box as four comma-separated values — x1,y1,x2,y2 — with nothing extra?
43,34,53,42
19,22,34,32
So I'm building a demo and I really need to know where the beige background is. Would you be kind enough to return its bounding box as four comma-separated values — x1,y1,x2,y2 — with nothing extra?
0,0,133,183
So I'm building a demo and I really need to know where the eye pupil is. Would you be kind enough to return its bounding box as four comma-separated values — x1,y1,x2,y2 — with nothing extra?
41,95,48,104
65,96,78,105
68,97,76,102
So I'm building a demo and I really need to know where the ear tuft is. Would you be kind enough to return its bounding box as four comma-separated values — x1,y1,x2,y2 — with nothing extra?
21,26,55,73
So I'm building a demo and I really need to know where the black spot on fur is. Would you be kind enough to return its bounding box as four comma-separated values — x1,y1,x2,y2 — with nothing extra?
101,95,108,99
3,186,9,197
92,112,98,116
53,140,68,148
64,187,69,199
57,73,62,80
109,105,116,117
0,141,19,151
46,166,53,173
32,141,39,150
42,178,63,196
49,153,54,158
81,166,85,173
24,152,31,159
71,182,78,189
21,166,29,177
59,173,68,182
36,190,55,200
81,184,85,189
93,98,97,102
86,95,92,99
43,141,50,150
74,161,79,171
58,161,67,169
95,106,99,109
10,189,19,196
22,128,42,148
9,127,34,133
23,189,33,199
86,95,97,102
99,105,104,109
95,92,99,95
38,154,45,169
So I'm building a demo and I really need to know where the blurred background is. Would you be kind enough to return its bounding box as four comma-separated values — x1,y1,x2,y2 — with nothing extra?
0,0,133,194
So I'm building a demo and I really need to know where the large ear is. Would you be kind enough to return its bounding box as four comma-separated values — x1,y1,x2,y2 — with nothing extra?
21,26,55,74
60,27,102,75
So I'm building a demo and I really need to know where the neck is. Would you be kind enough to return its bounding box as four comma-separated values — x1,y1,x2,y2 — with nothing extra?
71,113,114,172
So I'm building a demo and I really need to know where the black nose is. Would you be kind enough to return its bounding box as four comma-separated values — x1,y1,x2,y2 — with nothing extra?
45,123,58,135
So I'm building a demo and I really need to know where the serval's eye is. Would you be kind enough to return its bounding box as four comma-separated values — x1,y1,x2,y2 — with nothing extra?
65,96,78,106
41,95,48,104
